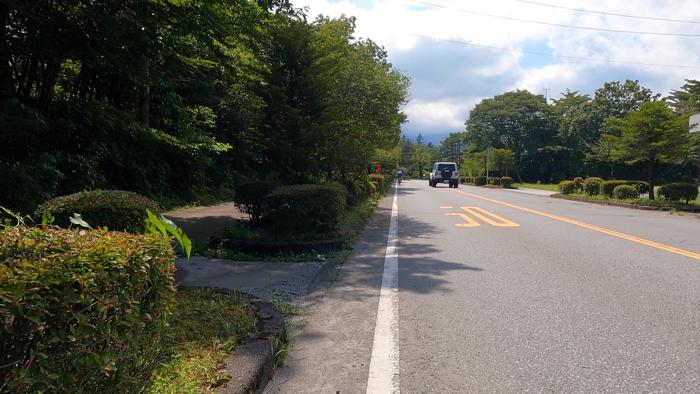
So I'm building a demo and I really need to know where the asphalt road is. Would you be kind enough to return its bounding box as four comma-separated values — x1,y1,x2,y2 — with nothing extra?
268,179,700,393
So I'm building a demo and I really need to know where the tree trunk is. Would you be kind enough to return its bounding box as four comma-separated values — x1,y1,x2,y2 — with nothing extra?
647,160,656,200
38,58,61,114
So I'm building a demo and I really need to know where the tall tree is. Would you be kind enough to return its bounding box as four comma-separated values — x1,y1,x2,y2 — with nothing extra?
465,90,556,183
667,79,700,115
611,102,691,199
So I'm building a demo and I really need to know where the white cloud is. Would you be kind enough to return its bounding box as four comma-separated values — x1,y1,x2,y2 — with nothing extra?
293,0,700,139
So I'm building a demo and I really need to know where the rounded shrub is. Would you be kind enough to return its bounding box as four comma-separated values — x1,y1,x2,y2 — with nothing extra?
613,184,640,199
474,176,487,186
233,180,278,221
558,180,576,195
261,184,347,234
658,182,699,203
583,177,603,196
573,177,584,191
35,190,159,233
500,176,514,188
488,177,500,186
0,226,175,392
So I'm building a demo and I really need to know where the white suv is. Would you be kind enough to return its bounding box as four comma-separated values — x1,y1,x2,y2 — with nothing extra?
429,162,459,188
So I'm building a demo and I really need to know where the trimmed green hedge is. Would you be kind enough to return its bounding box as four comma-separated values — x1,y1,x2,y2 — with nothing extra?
613,184,640,199
602,180,650,197
558,180,576,195
500,176,514,188
261,184,347,233
658,183,699,203
35,190,159,233
340,178,370,206
474,176,487,186
233,181,278,220
0,226,176,392
583,177,603,196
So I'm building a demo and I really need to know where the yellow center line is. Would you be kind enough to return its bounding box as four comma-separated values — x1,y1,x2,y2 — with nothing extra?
461,206,520,227
445,212,480,227
452,189,700,261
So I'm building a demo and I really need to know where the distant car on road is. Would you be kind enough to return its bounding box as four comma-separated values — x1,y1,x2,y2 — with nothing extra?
429,162,459,188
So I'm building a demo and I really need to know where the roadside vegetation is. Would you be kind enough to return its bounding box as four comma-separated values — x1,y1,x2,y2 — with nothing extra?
399,80,699,194
555,177,699,211
145,288,256,394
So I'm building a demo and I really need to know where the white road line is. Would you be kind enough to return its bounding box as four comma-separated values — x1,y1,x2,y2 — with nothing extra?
366,184,400,394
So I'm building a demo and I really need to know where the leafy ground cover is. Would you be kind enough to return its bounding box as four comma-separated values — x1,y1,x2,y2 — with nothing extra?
145,288,257,394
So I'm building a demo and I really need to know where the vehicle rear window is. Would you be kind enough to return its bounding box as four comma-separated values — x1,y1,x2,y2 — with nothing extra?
437,164,456,171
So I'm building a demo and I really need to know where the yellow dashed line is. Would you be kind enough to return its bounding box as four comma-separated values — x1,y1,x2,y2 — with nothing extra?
452,189,700,261
461,206,520,227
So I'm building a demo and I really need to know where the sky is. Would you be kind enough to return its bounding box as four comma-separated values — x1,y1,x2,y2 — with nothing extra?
293,0,700,145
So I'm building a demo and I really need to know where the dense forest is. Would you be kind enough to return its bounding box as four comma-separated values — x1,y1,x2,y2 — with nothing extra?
0,0,409,212
401,79,700,187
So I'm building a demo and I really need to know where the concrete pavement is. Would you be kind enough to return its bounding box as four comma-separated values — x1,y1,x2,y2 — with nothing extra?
268,179,700,393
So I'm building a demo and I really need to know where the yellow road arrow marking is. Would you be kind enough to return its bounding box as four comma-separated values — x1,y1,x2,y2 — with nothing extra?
445,212,480,227
452,189,700,261
461,206,520,227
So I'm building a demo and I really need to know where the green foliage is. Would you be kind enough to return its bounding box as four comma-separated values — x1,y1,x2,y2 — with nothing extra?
613,185,640,199
35,190,159,233
658,183,699,203
583,177,603,195
340,178,370,206
611,101,691,199
145,288,255,393
573,177,584,191
233,181,278,221
488,177,500,186
500,176,514,188
474,176,487,186
367,181,378,194
558,180,577,195
261,184,347,234
144,210,192,259
601,180,650,196
368,174,388,192
0,226,175,393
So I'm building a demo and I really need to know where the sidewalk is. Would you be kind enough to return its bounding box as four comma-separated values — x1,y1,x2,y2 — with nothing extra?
164,202,244,244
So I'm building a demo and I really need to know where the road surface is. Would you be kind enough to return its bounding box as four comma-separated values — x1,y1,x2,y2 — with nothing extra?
267,179,700,393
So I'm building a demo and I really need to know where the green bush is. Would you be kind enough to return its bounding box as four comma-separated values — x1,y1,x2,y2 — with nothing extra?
233,181,277,220
558,180,576,195
339,178,369,206
583,177,603,196
474,176,487,186
613,184,640,199
601,180,629,197
631,181,650,194
573,177,584,192
500,176,514,188
602,180,650,196
368,174,387,192
0,226,176,392
658,182,699,203
488,177,500,186
261,184,347,234
35,190,159,233
368,181,378,195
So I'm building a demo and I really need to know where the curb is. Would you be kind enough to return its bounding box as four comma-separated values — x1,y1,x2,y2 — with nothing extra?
551,193,700,214
181,288,286,394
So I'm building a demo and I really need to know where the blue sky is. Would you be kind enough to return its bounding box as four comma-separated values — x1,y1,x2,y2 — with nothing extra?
298,0,700,145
